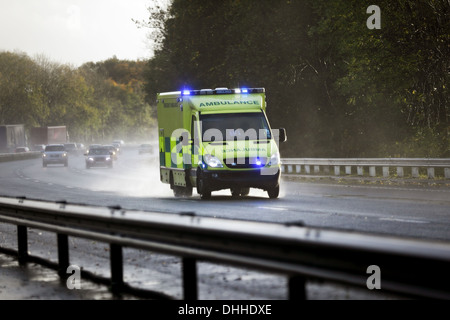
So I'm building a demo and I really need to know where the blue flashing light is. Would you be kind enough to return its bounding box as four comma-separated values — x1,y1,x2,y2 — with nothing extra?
256,158,262,166
181,88,264,96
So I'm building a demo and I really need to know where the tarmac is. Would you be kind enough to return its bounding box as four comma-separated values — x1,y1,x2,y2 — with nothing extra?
2,174,446,301
0,252,125,300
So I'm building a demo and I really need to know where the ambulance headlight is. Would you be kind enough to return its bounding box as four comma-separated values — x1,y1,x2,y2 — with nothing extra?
204,154,223,168
268,152,280,166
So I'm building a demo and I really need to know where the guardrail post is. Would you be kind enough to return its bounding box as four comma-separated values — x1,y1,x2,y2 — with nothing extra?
296,165,301,173
369,166,376,177
182,257,198,300
288,165,293,173
57,234,70,278
345,166,352,175
17,225,28,265
427,168,435,179
288,275,307,300
110,243,124,294
411,167,419,178
334,166,340,176
445,168,450,179
357,166,364,176
383,166,389,177
314,165,320,174
397,167,404,177
305,165,310,174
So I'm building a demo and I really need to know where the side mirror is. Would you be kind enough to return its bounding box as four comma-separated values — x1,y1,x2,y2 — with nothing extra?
273,128,287,143
279,128,287,143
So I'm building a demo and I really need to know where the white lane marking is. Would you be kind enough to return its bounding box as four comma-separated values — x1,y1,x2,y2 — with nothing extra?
257,206,289,211
379,217,428,224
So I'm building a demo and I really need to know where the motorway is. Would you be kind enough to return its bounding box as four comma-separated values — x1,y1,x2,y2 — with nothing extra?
0,145,449,299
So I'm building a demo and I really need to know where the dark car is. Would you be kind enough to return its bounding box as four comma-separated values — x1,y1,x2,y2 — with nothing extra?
103,145,118,160
111,142,121,154
42,144,68,167
84,147,113,169
64,143,78,156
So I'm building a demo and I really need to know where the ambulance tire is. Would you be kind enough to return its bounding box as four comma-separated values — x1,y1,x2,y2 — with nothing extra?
240,188,250,196
197,169,211,199
184,186,193,197
267,185,280,199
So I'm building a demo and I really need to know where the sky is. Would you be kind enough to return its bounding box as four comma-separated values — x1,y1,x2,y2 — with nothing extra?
0,0,168,67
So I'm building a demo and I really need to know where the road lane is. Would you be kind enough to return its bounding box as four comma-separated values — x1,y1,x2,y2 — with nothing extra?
1,149,448,299
0,148,449,242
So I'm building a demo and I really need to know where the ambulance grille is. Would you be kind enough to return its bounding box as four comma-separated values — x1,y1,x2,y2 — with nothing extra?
223,157,267,169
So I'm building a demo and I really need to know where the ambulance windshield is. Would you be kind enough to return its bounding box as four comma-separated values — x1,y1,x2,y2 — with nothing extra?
200,112,271,142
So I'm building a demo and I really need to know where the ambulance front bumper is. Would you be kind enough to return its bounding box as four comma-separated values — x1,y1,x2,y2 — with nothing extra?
199,167,280,191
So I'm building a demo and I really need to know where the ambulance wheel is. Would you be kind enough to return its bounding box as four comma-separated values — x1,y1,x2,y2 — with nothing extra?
184,186,193,197
197,170,211,199
267,185,280,199
240,188,250,196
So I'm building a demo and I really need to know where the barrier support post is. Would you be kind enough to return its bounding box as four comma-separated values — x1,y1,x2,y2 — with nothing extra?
57,233,70,278
110,243,124,294
182,257,198,300
289,274,307,300
17,225,28,265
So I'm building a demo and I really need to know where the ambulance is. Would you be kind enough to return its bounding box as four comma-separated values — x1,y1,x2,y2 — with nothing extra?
156,87,287,199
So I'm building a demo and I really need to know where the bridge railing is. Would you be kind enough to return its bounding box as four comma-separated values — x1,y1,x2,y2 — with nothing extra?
281,158,450,179
0,195,449,300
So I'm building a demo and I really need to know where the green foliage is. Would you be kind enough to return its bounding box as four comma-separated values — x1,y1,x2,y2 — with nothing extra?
142,0,449,157
0,52,155,144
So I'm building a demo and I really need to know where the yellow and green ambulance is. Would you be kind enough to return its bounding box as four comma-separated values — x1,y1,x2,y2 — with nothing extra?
156,88,287,199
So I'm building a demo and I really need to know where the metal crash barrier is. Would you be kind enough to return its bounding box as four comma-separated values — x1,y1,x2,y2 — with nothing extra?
281,158,450,179
0,195,449,300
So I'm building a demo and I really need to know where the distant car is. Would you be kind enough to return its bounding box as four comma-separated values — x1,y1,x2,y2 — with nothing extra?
138,143,153,155
64,143,78,155
112,139,125,146
76,143,86,154
32,144,46,152
103,145,118,160
86,144,102,153
15,147,30,153
84,147,113,169
42,144,68,167
112,142,121,154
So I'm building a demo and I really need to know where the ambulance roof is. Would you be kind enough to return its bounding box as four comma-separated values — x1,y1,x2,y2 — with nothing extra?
157,88,266,112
